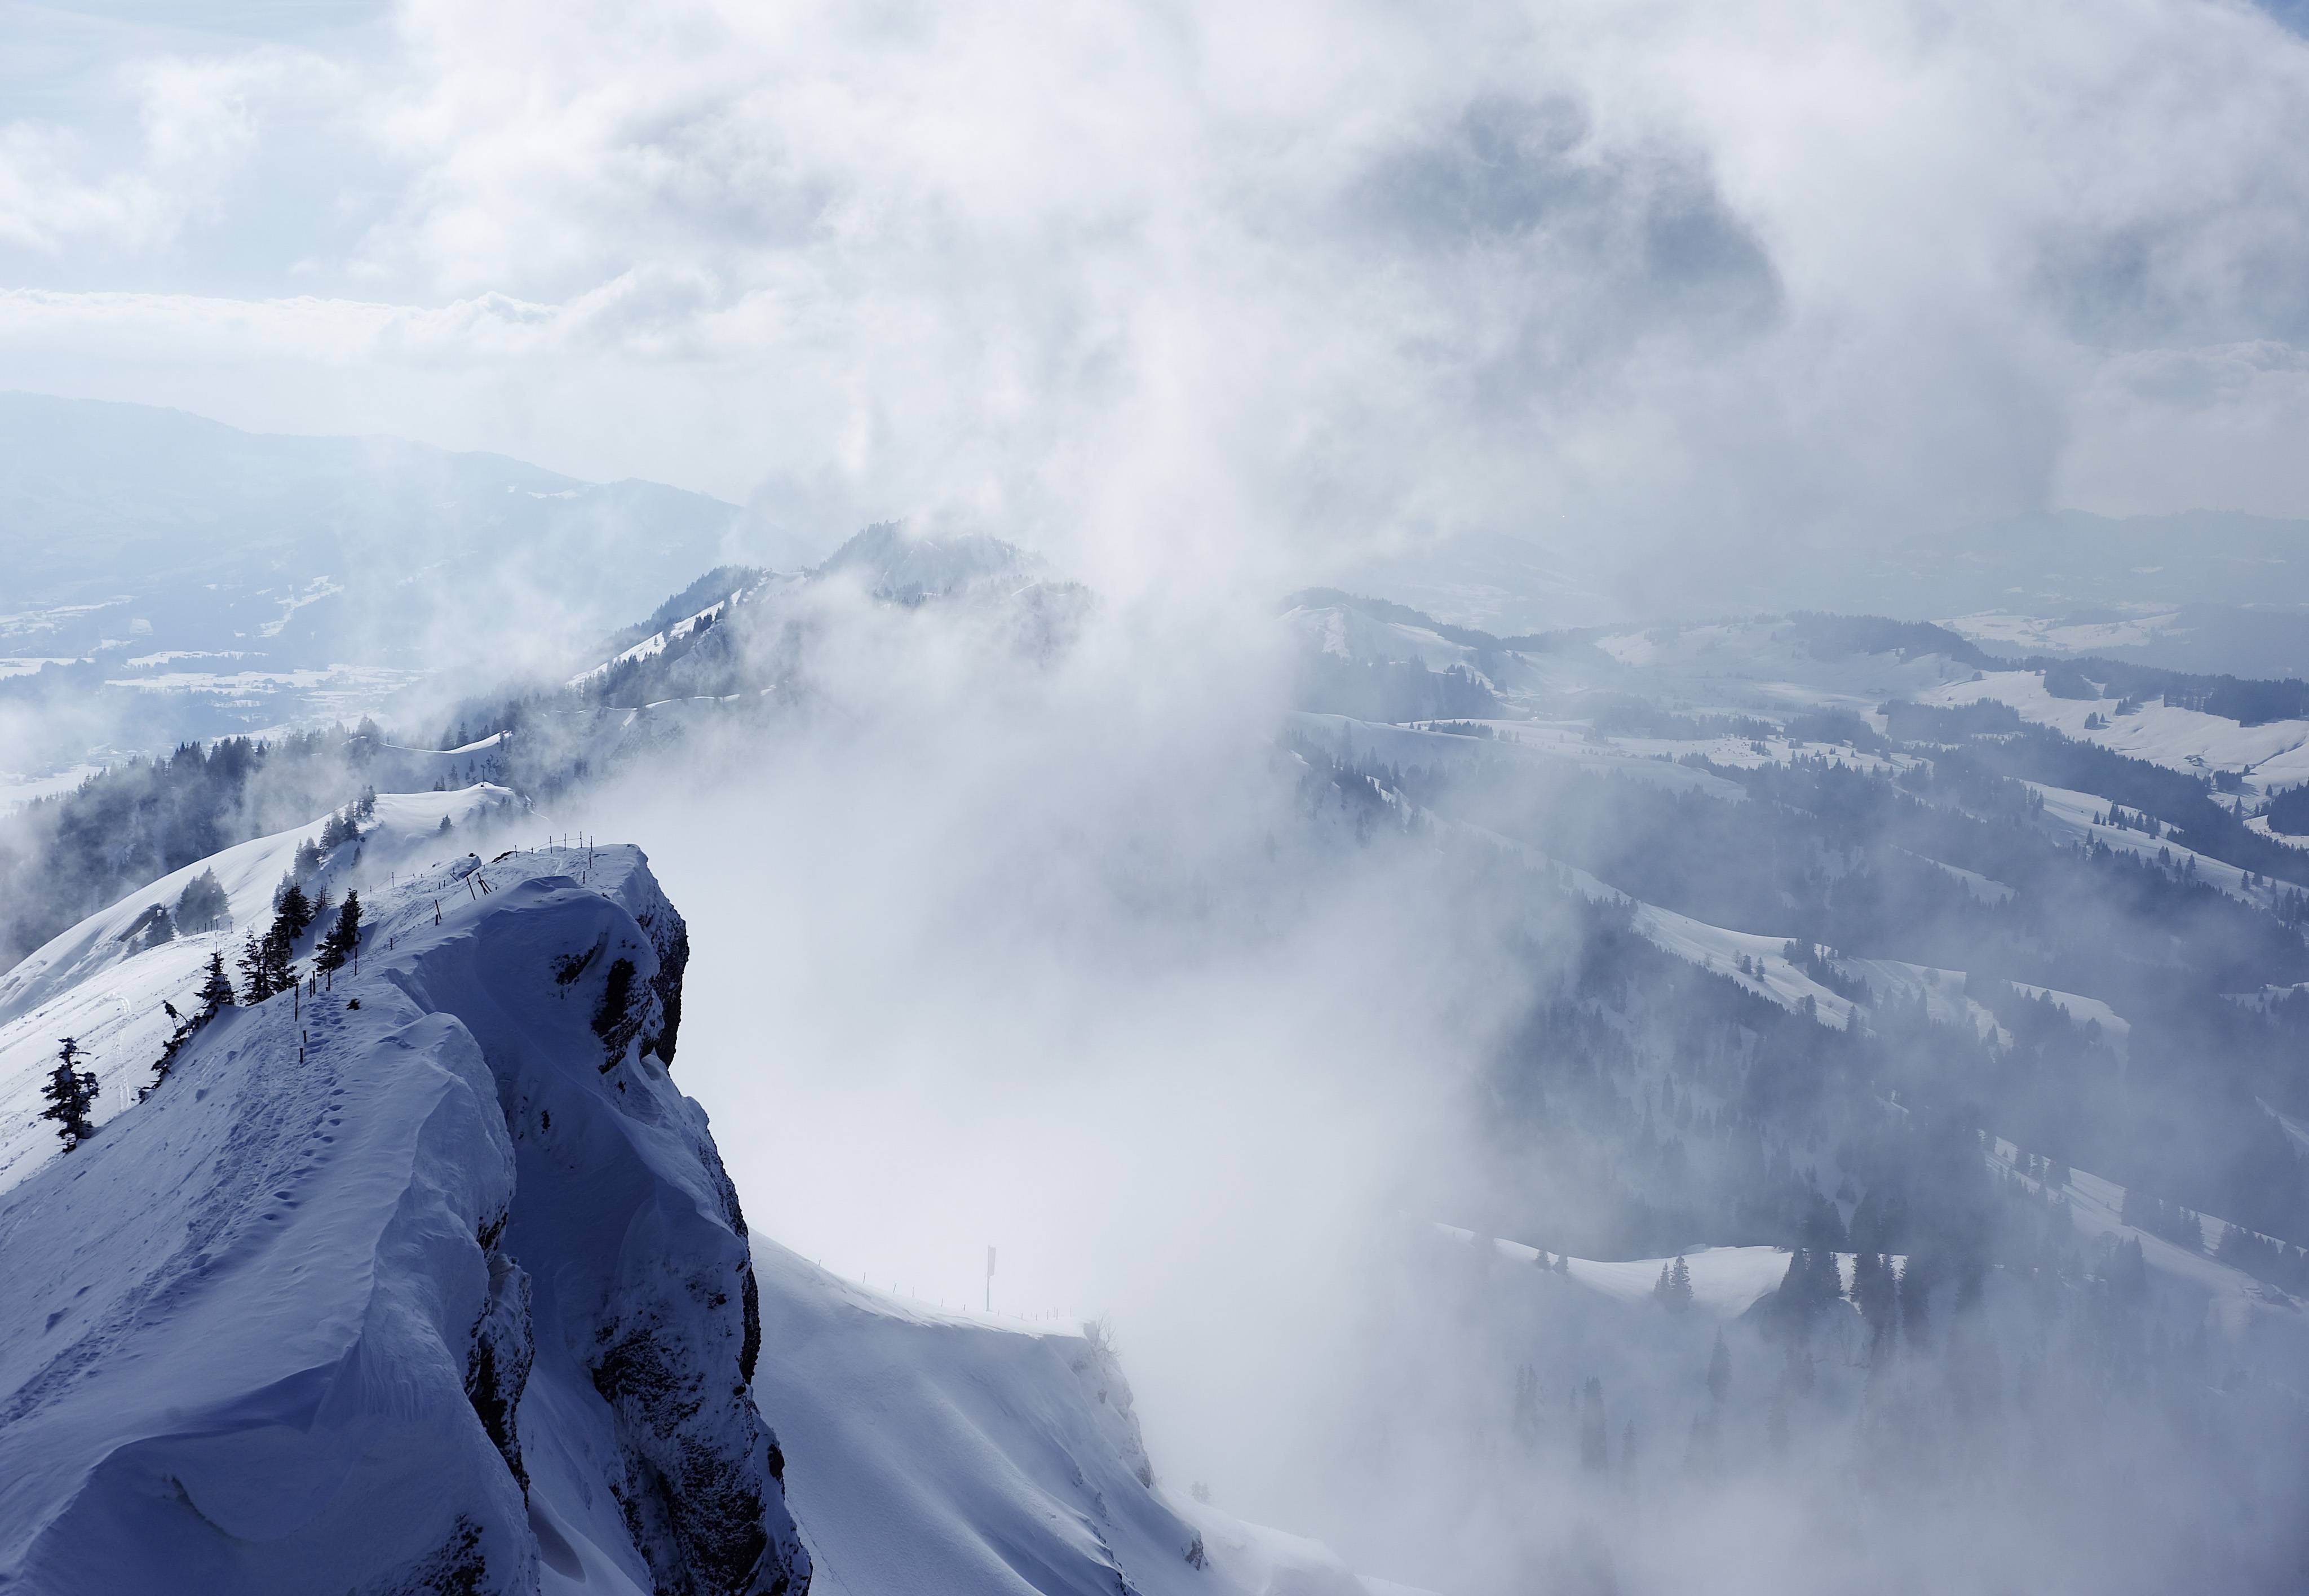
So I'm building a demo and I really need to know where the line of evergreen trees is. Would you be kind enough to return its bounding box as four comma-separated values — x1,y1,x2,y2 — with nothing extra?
0,730,382,967
2118,1185,2208,1251
234,801,371,1003
142,950,239,1103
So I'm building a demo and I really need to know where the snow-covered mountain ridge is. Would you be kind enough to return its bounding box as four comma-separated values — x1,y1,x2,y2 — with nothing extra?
0,800,1406,1596
0,823,805,1594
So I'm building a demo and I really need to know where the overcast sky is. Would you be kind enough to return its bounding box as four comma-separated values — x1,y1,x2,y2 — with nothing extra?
5,0,2309,597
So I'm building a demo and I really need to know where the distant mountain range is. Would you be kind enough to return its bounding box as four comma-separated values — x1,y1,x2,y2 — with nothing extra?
0,392,747,672
1325,509,2309,679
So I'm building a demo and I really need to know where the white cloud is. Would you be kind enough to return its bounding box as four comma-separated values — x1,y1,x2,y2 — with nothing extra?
0,46,335,256
2059,340,2309,517
4,0,2309,599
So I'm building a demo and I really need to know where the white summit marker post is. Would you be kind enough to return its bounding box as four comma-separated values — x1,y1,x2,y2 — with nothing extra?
986,1246,996,1314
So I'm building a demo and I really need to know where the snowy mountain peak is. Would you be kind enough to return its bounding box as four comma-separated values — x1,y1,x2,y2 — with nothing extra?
813,520,1038,601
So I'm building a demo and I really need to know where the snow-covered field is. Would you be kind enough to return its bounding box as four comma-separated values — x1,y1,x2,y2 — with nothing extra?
0,761,105,814
1922,671,2309,795
1941,611,2183,656
1559,1246,1796,1318
1431,1222,1834,1319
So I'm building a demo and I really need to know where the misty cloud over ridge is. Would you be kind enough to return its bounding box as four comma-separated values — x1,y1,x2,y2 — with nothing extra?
4,0,2309,609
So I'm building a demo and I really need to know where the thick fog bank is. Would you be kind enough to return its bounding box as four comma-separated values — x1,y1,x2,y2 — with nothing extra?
570,587,1543,1542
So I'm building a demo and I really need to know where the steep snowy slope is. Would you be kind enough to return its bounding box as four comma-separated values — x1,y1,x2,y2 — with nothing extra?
2025,778,2272,903
749,1246,1397,1596
569,589,757,689
0,831,805,1594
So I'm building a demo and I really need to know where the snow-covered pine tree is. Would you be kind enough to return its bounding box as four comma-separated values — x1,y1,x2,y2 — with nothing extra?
145,950,239,1101
1854,1249,1897,1346
316,893,362,975
1578,1377,1608,1471
196,948,236,1019
273,879,315,940
172,867,231,934
237,930,275,1003
318,804,366,851
1655,1254,1695,1314
1898,1249,1935,1342
259,919,298,996
1707,1328,1731,1404
39,1038,99,1151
